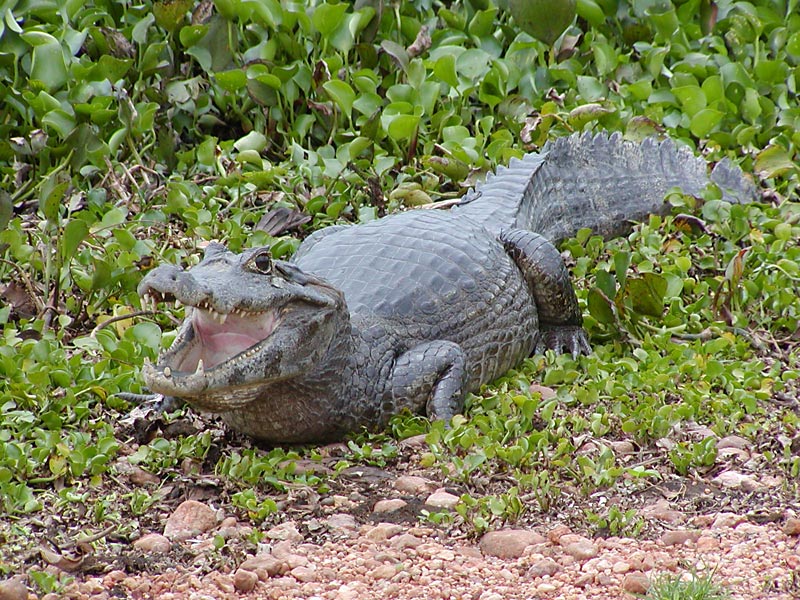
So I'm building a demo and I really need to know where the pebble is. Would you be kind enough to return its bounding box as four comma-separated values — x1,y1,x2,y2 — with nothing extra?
326,513,358,532
364,523,404,541
622,571,650,594
163,500,218,541
527,557,559,577
425,489,460,509
563,540,599,561
374,499,408,513
609,440,636,455
240,553,282,579
661,529,701,546
390,533,424,550
291,565,317,582
711,512,745,529
612,561,631,574
529,383,557,400
0,576,27,600
547,524,571,543
133,532,171,553
267,521,304,543
717,435,750,450
394,475,435,494
479,529,548,559
640,499,684,524
369,564,397,580
712,470,762,491
783,518,800,536
696,536,719,551
233,568,258,592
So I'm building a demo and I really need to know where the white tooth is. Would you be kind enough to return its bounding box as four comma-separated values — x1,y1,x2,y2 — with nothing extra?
163,366,172,377
218,312,227,324
142,293,151,309
195,359,205,375
174,299,182,309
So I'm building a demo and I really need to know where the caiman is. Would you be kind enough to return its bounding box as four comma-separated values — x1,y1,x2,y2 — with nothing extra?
137,132,755,443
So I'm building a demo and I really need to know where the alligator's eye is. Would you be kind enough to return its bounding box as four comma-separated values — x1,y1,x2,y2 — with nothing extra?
250,251,272,274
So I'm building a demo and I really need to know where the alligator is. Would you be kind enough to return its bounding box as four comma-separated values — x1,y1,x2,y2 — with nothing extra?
138,132,755,443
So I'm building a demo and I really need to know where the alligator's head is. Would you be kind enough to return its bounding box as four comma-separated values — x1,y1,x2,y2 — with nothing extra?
137,243,348,412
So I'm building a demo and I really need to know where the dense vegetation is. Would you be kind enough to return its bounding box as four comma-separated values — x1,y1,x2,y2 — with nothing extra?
0,0,798,589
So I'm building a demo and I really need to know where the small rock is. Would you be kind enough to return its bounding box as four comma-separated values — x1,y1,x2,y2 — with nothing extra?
479,593,504,600
574,573,594,588
390,533,424,549
640,499,684,524
527,558,559,578
394,475,435,494
783,517,800,536
163,500,218,541
661,530,701,546
622,572,650,594
717,435,750,450
369,564,397,580
612,561,632,574
529,384,557,400
479,530,548,559
233,568,258,592
133,533,171,553
364,523,404,542
696,536,719,551
240,553,283,579
326,513,358,532
425,489,460,509
267,521,304,543
374,499,408,513
398,434,429,448
547,524,571,544
291,565,316,582
595,573,613,586
0,575,27,600
609,440,636,455
336,584,360,600
712,470,762,491
563,540,599,561
128,465,160,486
711,512,745,529
537,582,558,593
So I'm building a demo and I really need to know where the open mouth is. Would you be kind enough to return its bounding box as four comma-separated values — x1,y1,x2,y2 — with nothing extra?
142,291,281,376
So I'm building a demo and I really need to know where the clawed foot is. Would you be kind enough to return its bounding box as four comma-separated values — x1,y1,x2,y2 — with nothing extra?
534,325,592,359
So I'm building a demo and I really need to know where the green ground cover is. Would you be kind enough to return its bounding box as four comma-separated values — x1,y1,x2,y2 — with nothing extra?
0,0,798,591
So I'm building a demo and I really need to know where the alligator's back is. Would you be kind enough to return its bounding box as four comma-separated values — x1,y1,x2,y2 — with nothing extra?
294,209,538,389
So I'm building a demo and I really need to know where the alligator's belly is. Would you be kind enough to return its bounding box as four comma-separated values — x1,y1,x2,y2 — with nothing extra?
294,210,539,387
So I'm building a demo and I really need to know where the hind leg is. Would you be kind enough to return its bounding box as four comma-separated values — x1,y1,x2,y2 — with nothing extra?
500,229,591,358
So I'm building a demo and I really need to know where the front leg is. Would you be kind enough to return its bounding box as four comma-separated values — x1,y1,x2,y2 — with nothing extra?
386,340,468,424
500,229,591,358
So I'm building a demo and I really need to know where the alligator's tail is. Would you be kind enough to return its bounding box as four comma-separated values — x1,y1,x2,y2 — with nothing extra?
453,132,757,244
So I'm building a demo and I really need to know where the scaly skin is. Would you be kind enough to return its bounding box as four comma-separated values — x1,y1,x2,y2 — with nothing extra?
138,132,755,443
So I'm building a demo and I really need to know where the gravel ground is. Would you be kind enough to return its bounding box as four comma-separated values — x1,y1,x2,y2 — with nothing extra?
15,515,799,600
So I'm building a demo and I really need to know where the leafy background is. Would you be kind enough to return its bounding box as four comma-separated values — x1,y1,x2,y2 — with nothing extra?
0,0,799,591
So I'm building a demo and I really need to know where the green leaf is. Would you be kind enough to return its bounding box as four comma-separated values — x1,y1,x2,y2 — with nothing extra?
23,34,68,91
62,219,89,263
312,3,348,37
214,69,246,92
587,287,615,324
627,273,667,318
0,191,12,232
755,145,797,178
234,131,267,153
689,108,724,138
386,114,420,141
322,79,356,116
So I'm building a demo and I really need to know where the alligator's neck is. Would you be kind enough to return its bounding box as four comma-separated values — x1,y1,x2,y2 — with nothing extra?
220,317,361,443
